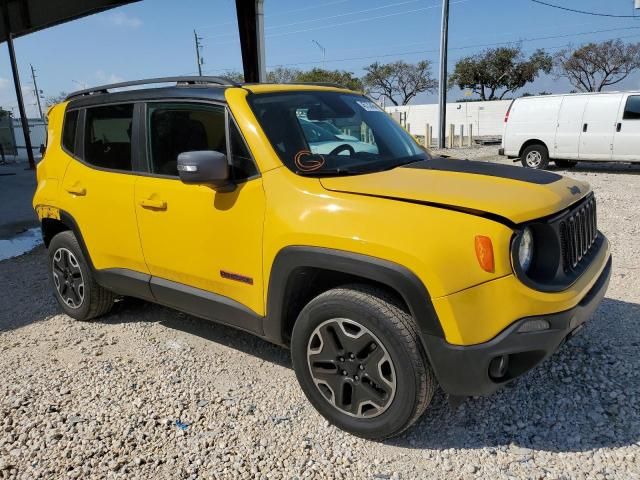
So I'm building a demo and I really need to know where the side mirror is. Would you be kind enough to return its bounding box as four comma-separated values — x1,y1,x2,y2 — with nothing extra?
177,150,234,192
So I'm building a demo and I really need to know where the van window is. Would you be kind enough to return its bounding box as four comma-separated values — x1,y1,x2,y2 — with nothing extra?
62,110,79,154
623,96,640,120
84,104,134,171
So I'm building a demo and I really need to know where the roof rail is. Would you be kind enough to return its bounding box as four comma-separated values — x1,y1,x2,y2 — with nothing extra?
65,76,240,100
292,82,348,89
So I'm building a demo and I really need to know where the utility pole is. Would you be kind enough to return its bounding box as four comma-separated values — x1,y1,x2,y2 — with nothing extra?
312,40,326,69
194,29,203,76
30,64,44,121
437,0,450,149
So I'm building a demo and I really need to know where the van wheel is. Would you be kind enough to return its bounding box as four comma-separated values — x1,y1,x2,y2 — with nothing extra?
291,284,437,440
48,231,114,321
521,144,549,169
555,159,578,169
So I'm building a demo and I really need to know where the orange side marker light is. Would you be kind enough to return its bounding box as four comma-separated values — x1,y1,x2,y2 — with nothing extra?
474,235,495,273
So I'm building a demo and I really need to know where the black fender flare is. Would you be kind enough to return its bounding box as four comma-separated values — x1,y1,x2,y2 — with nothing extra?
262,246,444,345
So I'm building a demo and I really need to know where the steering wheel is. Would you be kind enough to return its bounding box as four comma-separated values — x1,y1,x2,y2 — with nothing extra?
328,143,356,156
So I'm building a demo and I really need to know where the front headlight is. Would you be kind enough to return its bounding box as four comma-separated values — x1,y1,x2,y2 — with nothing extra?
518,227,534,272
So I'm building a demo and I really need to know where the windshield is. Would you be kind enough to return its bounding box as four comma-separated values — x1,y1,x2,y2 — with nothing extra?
248,91,428,176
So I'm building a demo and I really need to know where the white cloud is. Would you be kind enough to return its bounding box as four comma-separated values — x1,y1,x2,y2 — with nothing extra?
95,70,124,84
109,11,142,28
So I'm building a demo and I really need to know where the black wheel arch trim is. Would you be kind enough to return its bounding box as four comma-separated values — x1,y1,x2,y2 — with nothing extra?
263,246,445,345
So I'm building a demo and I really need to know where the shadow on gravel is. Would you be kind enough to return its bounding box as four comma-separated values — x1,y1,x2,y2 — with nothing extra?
547,163,640,175
0,246,58,332
105,297,292,369
389,297,640,453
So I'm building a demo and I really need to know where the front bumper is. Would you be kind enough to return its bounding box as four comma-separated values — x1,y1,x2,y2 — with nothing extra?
423,256,612,397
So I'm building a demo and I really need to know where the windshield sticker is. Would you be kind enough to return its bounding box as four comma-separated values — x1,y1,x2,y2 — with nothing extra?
356,100,382,112
294,150,326,172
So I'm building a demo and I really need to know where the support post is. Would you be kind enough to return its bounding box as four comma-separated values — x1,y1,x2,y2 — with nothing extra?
468,124,473,146
458,124,464,147
448,124,454,148
256,0,266,82
4,27,35,169
437,0,450,149
425,123,431,148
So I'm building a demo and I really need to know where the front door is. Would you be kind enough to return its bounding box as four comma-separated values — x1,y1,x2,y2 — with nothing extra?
579,94,623,161
612,94,640,161
134,102,265,316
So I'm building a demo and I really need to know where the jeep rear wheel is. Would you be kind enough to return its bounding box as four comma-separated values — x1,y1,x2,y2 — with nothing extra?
291,284,436,440
48,231,114,321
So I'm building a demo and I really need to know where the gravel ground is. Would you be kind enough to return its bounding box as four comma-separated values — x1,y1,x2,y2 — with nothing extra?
1,150,639,479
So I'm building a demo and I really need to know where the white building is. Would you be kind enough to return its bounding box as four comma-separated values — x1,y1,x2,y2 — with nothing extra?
386,100,512,139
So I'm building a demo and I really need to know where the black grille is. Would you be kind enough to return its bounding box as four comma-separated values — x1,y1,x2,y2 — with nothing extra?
559,197,598,272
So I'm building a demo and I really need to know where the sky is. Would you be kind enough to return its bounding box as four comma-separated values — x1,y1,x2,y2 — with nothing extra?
1,0,640,118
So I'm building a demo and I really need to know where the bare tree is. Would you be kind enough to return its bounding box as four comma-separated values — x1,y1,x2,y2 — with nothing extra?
45,92,69,108
363,60,436,106
554,40,640,92
449,47,552,101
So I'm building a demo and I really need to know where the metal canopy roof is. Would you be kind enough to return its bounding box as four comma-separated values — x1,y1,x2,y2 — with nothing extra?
0,0,140,41
0,0,263,170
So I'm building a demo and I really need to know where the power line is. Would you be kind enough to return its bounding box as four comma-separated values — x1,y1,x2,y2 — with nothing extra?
205,0,470,43
197,0,353,30
260,25,640,69
203,0,425,39
531,0,639,18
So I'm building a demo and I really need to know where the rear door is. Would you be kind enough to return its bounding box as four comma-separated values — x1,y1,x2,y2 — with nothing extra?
60,103,148,274
579,94,623,161
612,94,640,161
553,95,586,160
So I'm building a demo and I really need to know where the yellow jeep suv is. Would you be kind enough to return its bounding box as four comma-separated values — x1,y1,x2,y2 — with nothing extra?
34,77,611,439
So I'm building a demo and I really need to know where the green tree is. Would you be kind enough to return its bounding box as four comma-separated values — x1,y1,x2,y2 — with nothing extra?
364,60,436,106
267,67,301,83
295,68,363,90
554,40,640,92
449,47,552,100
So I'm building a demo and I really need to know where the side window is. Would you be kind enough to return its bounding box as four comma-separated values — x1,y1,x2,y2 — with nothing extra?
623,96,640,120
62,109,79,154
84,104,134,171
148,103,226,176
229,120,258,180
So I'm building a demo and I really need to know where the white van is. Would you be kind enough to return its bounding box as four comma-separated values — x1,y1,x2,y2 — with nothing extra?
500,91,640,169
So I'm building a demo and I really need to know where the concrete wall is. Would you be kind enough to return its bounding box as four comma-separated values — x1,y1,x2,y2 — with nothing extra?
385,100,512,139
11,119,46,162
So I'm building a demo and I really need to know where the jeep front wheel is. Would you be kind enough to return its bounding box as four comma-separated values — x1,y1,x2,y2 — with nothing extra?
291,284,436,440
48,231,114,321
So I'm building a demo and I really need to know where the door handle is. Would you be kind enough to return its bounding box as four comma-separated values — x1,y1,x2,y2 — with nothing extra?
65,184,86,196
139,198,167,210
582,123,588,132
616,123,622,132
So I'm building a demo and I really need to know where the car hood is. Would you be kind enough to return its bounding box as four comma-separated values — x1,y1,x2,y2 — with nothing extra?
319,158,591,224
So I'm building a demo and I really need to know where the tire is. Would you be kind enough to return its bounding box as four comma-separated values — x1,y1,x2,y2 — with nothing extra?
291,284,437,440
555,159,578,169
520,144,549,169
48,231,114,320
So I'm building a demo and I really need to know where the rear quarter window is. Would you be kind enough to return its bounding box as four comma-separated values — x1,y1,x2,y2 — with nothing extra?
62,110,79,154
